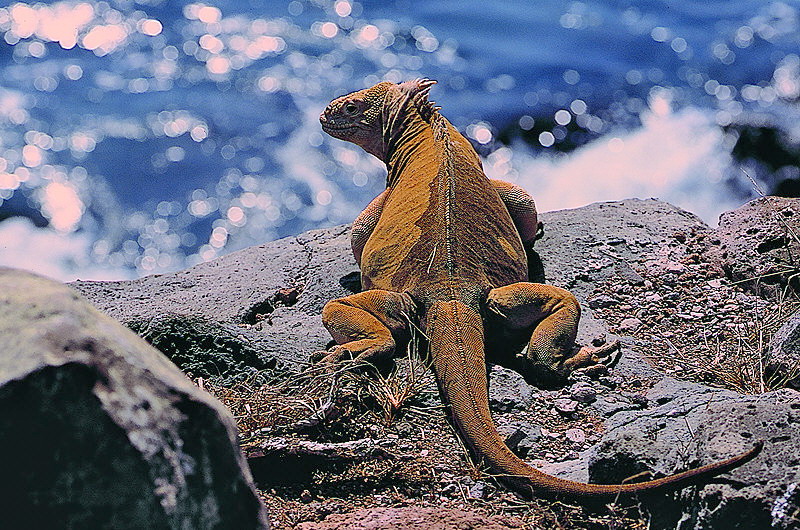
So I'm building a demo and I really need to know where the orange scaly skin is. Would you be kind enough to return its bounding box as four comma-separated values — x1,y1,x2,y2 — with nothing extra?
317,79,761,498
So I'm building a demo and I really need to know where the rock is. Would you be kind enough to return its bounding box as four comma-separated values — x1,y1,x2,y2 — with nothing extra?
537,199,708,297
569,382,598,403
295,506,524,529
587,377,800,529
589,393,647,417
706,197,800,296
498,421,542,458
0,269,268,529
619,317,643,332
766,309,800,389
554,398,578,415
565,428,586,444
73,225,357,384
488,364,534,412
468,481,488,499
588,295,618,309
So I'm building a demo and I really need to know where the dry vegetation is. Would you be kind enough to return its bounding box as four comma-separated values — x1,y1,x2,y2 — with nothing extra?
199,355,652,529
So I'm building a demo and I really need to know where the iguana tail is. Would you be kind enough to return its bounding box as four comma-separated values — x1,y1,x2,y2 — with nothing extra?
426,299,762,498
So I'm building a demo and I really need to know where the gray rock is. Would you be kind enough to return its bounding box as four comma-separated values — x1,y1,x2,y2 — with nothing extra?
588,295,618,309
0,268,269,529
706,196,800,296
565,428,587,444
569,382,598,403
538,198,709,298
554,398,578,415
619,317,643,332
588,378,800,529
498,421,542,458
766,309,800,389
488,364,534,412
589,392,648,417
73,225,357,384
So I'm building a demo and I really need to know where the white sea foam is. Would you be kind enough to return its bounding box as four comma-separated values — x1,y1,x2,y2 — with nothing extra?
487,105,751,226
0,217,131,281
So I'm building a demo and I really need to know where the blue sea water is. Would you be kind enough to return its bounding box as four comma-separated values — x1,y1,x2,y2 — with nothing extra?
0,0,798,280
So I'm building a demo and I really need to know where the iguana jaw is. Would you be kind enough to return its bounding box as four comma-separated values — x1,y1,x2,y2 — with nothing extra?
319,112,388,161
319,119,358,134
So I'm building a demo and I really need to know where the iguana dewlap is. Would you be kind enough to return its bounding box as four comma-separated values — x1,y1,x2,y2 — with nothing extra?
317,79,761,498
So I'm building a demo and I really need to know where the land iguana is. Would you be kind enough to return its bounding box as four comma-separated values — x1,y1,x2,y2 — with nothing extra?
316,78,761,498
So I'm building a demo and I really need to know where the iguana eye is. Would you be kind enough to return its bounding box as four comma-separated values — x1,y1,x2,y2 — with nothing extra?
344,102,358,114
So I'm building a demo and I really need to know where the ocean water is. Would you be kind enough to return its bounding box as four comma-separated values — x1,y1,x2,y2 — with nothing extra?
0,0,798,281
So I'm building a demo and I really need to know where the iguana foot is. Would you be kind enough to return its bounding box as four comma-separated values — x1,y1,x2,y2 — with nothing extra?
563,340,622,372
310,346,355,365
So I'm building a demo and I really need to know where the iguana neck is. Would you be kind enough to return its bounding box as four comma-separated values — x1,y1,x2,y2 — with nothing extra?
381,93,438,187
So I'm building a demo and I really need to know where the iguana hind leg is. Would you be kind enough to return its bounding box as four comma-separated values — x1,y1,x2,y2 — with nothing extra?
313,289,416,365
486,282,619,387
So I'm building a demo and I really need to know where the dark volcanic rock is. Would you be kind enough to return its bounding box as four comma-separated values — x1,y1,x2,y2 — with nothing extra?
706,196,800,296
0,269,268,529
589,378,800,530
488,364,535,412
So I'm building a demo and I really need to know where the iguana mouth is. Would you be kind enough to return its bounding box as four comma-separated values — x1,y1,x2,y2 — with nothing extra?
321,122,357,131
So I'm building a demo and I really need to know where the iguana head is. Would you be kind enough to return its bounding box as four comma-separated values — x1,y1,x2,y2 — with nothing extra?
320,79,438,161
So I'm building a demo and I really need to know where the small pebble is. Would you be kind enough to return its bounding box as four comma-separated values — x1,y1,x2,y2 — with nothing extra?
569,384,597,403
619,317,643,332
565,428,586,443
554,398,578,415
299,489,313,503
468,482,486,499
588,295,618,309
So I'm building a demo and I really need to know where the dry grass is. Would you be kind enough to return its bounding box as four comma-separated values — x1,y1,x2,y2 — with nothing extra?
200,337,437,449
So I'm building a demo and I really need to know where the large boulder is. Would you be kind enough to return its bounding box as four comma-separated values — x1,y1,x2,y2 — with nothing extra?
586,378,798,529
0,268,269,529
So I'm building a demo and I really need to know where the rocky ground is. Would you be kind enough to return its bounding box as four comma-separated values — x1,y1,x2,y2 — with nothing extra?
65,197,800,529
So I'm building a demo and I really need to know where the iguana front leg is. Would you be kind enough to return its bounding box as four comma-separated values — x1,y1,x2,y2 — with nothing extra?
312,289,416,364
486,282,620,388
350,190,389,266
491,180,543,246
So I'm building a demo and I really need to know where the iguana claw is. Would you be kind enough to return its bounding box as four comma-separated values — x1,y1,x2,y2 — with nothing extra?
564,340,622,372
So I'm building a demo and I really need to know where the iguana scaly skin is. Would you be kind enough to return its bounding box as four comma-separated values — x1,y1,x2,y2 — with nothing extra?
317,79,761,498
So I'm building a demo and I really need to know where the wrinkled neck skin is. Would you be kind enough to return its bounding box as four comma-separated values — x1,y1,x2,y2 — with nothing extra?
377,89,433,187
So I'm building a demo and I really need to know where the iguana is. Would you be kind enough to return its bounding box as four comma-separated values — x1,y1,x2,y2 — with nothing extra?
316,78,761,498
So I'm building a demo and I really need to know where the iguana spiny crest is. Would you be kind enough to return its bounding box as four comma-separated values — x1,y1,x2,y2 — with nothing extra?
319,79,440,161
